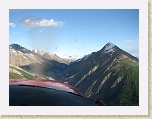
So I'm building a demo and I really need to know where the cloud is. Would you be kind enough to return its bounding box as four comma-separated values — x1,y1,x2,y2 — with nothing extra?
37,19,63,27
124,39,139,43
39,28,45,33
9,23,16,27
19,15,64,28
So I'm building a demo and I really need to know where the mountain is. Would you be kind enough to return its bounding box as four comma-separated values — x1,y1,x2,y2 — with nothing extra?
9,64,46,79
61,42,139,106
9,42,139,106
9,44,69,80
59,55,82,62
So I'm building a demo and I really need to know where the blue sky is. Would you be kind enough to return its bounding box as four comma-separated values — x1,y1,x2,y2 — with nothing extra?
9,9,139,57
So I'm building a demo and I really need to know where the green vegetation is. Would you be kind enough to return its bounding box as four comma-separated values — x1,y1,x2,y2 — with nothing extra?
9,72,23,79
117,66,139,106
104,58,131,77
9,66,35,79
104,58,139,106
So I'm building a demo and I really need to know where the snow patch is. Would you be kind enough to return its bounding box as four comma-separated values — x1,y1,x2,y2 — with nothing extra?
69,75,75,78
33,49,38,53
104,49,114,53
77,52,94,62
83,54,91,60
60,55,82,60
33,49,45,55
103,42,115,54
113,58,116,62
12,49,16,53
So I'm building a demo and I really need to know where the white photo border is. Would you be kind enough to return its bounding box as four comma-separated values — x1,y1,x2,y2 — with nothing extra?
0,0,148,115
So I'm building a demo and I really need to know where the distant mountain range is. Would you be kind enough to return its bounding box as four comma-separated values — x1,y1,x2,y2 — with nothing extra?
9,42,139,106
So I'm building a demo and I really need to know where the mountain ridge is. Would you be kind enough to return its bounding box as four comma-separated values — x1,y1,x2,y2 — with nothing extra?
60,42,139,105
9,42,139,106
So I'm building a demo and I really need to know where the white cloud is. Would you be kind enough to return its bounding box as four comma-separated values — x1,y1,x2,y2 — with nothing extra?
9,23,16,27
19,15,64,28
124,39,139,43
39,28,45,33
37,19,63,27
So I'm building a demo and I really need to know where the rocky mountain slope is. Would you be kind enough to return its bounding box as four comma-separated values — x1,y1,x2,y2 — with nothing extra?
9,64,43,79
9,44,69,80
9,42,139,106
61,42,139,106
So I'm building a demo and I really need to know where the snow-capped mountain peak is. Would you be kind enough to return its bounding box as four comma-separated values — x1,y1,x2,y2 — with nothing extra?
9,43,28,53
59,55,82,60
103,42,115,53
33,49,38,53
32,49,45,55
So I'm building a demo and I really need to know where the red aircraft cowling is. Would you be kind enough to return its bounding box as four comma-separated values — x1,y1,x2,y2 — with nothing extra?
9,79,85,97
9,79,107,106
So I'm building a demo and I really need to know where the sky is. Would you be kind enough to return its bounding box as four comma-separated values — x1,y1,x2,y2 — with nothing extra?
9,9,139,58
